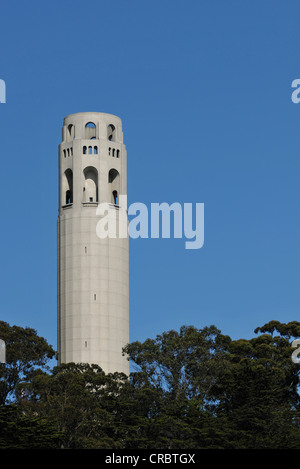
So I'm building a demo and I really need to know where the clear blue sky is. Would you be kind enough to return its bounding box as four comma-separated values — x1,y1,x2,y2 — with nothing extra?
0,0,299,355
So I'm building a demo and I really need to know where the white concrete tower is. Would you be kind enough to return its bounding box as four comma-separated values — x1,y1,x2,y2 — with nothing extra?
57,112,129,375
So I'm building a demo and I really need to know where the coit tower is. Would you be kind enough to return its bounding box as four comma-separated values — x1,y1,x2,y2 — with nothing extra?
57,112,129,375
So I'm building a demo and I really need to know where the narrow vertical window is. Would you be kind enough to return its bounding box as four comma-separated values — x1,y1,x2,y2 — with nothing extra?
83,146,87,154
66,190,72,204
113,190,118,205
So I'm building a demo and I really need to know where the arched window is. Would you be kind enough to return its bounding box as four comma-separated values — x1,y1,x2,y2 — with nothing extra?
88,146,93,155
107,124,116,142
108,168,120,205
116,149,120,158
83,146,87,154
85,122,96,139
67,124,75,141
63,169,73,205
94,146,98,154
63,149,66,158
83,166,98,203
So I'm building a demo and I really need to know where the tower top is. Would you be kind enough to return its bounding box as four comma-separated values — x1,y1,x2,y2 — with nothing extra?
63,111,122,125
62,111,123,143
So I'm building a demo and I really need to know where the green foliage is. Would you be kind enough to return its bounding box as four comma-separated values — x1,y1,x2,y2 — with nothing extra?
0,404,61,449
21,362,129,449
1,320,300,448
0,321,55,404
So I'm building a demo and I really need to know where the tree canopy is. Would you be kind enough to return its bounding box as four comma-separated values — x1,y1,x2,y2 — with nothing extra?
0,321,55,405
1,320,300,448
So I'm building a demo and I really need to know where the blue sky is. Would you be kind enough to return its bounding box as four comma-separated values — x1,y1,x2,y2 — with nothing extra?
0,0,299,356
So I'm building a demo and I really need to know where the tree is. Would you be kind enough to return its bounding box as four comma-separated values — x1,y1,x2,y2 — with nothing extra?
0,404,61,449
2,319,300,449
123,325,231,402
21,362,130,449
0,321,55,404
124,322,300,449
123,325,232,448
212,321,300,448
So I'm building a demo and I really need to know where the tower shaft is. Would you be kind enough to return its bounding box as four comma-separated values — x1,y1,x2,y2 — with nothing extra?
57,112,129,374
